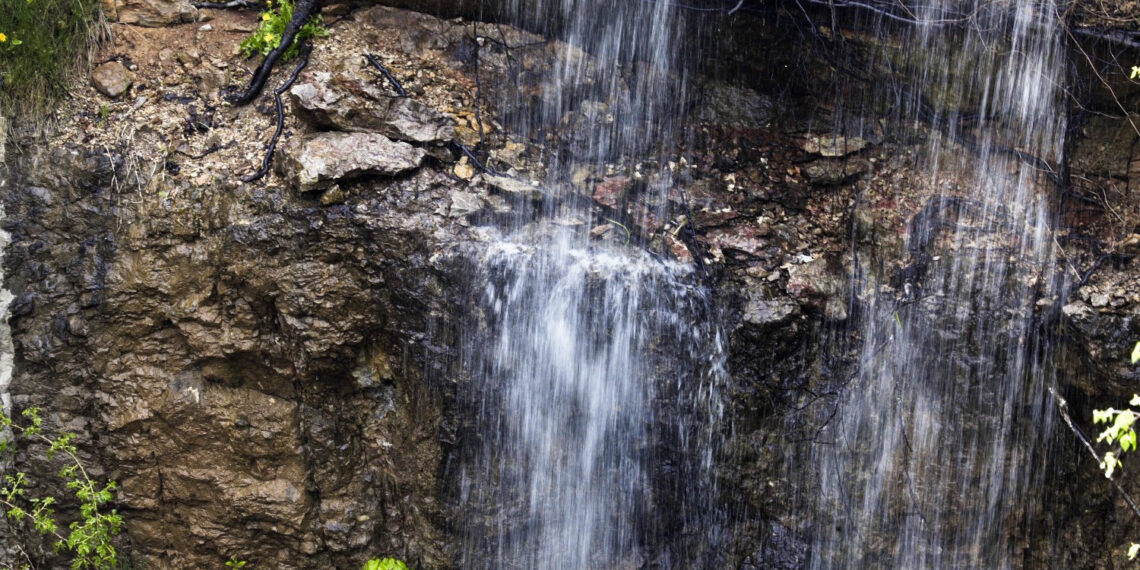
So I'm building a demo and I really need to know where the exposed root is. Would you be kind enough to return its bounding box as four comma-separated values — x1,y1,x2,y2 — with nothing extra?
450,141,500,176
241,44,312,183
226,0,319,105
364,53,407,97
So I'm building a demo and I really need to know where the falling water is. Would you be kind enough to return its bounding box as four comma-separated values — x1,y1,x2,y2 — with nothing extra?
454,0,724,568
0,116,13,426
456,233,725,568
812,1,1064,567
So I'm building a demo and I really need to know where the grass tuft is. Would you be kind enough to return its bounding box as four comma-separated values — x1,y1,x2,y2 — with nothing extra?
0,0,105,118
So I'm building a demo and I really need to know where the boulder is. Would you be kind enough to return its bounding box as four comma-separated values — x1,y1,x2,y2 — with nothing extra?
91,62,133,98
276,132,426,192
113,0,197,26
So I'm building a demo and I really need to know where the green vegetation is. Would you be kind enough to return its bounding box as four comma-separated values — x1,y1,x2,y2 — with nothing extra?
363,557,412,570
1092,341,1140,560
240,0,327,62
225,556,249,568
0,0,102,114
1,407,123,569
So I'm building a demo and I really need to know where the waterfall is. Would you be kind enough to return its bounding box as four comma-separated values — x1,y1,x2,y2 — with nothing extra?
0,115,12,425
452,0,725,567
811,1,1065,567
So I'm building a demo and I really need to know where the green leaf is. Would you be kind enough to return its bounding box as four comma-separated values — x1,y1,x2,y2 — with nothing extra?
363,558,410,570
1095,409,1113,424
1113,411,1135,434
1131,341,1140,364
1122,429,1137,452
1129,543,1139,560
1103,451,1122,478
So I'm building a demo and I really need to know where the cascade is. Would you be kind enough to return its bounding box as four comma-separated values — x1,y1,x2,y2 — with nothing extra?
452,0,725,568
811,0,1065,567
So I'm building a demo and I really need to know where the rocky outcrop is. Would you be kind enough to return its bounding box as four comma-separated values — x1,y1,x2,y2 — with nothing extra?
6,2,1140,570
277,132,427,192
289,59,457,144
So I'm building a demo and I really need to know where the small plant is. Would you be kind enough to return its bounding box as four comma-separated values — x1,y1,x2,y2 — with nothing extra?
240,0,327,62
362,557,411,570
225,555,248,568
0,407,123,569
1092,341,1140,560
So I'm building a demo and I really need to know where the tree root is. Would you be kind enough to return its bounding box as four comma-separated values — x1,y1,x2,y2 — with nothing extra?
363,53,407,97
242,45,313,183
226,0,319,105
450,141,500,176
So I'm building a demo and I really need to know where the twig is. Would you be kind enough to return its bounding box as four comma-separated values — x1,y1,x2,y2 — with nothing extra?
1050,387,1140,520
242,45,312,183
176,141,233,160
363,53,407,97
1059,12,1140,138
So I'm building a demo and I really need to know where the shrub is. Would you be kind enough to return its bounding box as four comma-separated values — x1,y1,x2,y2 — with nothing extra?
1,407,123,569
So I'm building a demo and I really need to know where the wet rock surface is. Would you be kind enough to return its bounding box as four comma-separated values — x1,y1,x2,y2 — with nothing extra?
4,1,1140,569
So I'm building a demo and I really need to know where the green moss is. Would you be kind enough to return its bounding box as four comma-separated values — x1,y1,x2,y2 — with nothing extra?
0,0,103,115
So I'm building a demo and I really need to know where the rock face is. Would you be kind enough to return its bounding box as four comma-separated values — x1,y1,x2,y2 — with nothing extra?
276,132,427,192
5,2,1140,570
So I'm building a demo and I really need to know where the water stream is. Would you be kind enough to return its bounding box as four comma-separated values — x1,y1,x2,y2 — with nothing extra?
454,0,725,567
811,1,1065,567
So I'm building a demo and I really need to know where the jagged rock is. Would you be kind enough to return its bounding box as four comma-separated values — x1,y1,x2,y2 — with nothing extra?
277,132,426,192
697,80,775,128
113,0,196,26
91,62,133,98
797,134,868,157
1090,292,1110,307
741,295,799,329
593,176,631,208
289,58,456,143
449,191,485,217
786,259,849,321
802,158,871,185
665,234,693,263
484,175,544,201
704,223,772,259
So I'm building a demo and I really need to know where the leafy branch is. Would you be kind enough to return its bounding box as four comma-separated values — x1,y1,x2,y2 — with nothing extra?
1,407,122,569
1090,342,1140,561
